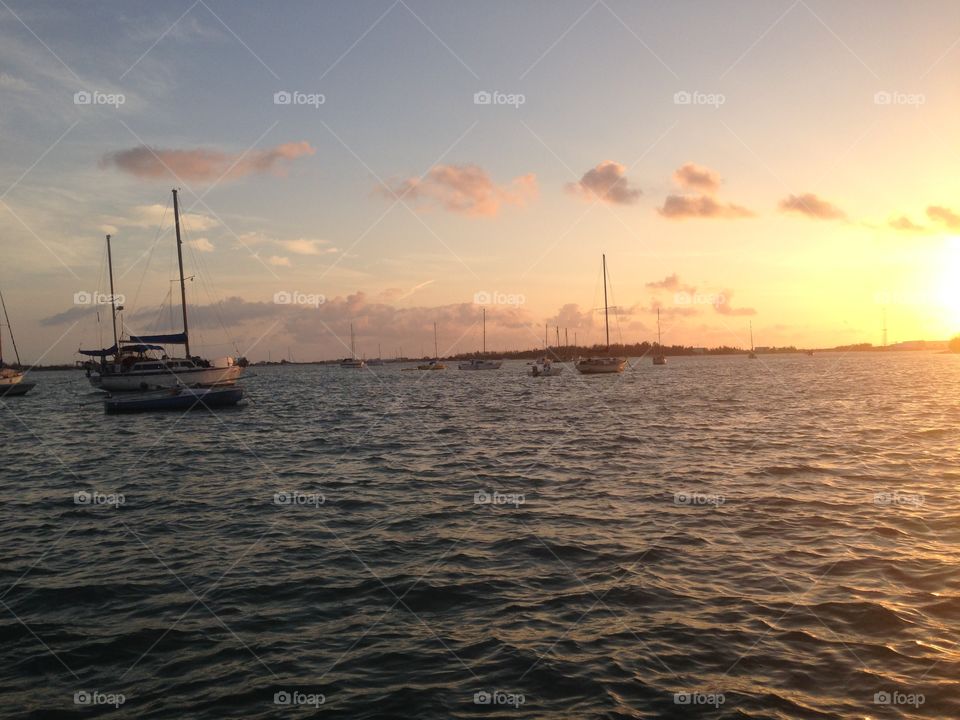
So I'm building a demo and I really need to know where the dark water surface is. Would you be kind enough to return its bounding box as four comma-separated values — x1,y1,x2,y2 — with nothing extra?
3,353,960,719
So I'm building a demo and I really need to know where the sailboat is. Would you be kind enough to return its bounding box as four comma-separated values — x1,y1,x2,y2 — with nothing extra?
653,307,666,365
459,308,502,370
0,291,35,397
80,190,244,391
367,343,385,366
748,321,757,359
575,254,627,374
418,322,446,370
340,323,366,368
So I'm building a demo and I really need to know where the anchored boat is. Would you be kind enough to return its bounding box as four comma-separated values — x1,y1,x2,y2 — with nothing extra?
81,191,243,391
0,290,34,397
575,254,627,375
104,385,244,413
459,309,502,370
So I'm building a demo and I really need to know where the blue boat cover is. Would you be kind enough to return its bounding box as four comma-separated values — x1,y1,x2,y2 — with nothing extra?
79,345,117,357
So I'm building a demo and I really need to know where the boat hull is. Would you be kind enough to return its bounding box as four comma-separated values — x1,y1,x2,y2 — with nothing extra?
90,364,243,391
104,386,244,413
458,360,502,370
575,358,626,374
0,381,34,397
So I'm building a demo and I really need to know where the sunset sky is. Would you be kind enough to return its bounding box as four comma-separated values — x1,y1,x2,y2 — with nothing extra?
3,0,960,363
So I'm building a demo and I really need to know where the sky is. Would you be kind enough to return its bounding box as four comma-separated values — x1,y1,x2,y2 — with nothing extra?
2,0,960,363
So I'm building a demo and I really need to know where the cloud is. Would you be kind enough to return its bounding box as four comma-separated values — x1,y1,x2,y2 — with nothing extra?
379,280,435,302
267,256,291,267
380,164,537,216
672,162,721,193
646,273,695,293
889,216,924,232
277,238,336,255
100,141,316,182
927,205,960,229
659,195,755,219
188,237,214,252
714,290,756,316
566,161,641,205
103,204,219,231
778,193,846,220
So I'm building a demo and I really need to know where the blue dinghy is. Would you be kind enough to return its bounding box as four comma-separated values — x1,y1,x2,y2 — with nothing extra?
104,385,244,413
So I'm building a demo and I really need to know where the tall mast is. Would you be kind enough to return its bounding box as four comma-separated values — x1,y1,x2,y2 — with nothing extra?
350,323,356,359
555,326,560,347
657,307,661,345
482,307,486,354
106,234,119,353
750,320,754,351
172,189,191,357
602,253,610,350
434,322,439,359
0,292,20,365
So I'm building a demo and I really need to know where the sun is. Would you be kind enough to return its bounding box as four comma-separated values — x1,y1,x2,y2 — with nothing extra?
936,237,960,330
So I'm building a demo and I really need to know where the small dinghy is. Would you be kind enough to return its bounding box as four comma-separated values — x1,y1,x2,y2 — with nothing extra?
0,381,35,397
104,385,244,413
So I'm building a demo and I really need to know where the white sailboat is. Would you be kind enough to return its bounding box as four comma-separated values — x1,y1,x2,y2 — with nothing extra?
653,307,666,365
459,308,502,370
0,291,34,396
81,191,243,391
340,323,366,368
575,254,627,374
418,322,446,370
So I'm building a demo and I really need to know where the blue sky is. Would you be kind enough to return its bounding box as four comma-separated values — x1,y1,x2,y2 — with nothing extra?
3,0,960,361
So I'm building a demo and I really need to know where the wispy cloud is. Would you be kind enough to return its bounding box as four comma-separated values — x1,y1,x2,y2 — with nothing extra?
927,205,960,229
380,164,537,217
566,160,641,205
778,193,846,220
672,162,721,193
889,215,924,232
659,195,754,219
714,289,756,316
100,142,316,182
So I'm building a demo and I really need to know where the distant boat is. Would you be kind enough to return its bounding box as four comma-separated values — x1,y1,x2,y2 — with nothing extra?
748,321,758,359
367,344,385,366
653,307,666,365
340,323,366,368
459,308,502,370
418,322,446,370
530,358,563,376
0,290,34,397
81,192,243,391
104,385,244,413
575,254,627,374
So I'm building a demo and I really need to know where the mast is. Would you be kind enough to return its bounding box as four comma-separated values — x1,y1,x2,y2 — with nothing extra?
433,322,439,359
749,321,754,351
657,307,661,346
172,189,191,357
482,307,486,354
555,326,560,347
602,254,610,350
350,323,356,359
0,291,21,365
378,343,382,360
106,234,119,353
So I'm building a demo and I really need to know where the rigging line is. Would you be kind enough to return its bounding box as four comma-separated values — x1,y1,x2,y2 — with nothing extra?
129,198,171,315
181,214,240,355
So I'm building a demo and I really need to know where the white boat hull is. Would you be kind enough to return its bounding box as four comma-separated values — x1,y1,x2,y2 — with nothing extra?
575,358,626,374
0,370,24,386
90,364,243,391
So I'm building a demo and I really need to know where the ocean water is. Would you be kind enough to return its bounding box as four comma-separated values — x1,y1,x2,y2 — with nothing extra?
2,353,960,719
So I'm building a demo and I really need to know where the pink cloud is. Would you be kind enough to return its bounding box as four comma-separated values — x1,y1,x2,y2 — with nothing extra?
714,289,756,316
659,195,754,219
672,162,722,193
100,141,316,182
380,164,537,216
778,193,846,220
566,160,641,205
927,205,960,229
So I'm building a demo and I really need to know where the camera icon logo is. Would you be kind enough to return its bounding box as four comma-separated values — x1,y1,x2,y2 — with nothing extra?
273,492,293,505
74,91,92,105
274,691,292,705
873,691,891,704
473,290,491,304
474,490,491,505
74,291,92,305
273,290,292,304
274,91,292,105
874,91,892,105
74,491,92,505
473,691,492,704
674,90,691,105
74,691,92,705
474,91,492,105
